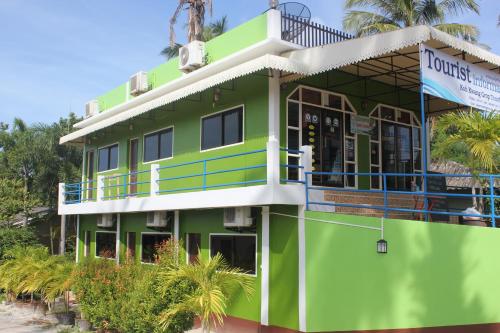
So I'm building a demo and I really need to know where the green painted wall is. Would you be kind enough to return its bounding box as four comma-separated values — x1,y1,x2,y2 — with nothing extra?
83,74,268,198
269,205,299,330
97,14,268,112
304,211,500,332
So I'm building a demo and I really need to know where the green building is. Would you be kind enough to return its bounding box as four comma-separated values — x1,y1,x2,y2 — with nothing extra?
59,9,500,333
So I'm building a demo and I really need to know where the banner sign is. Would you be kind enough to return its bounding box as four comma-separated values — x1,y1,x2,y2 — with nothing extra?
350,115,374,135
419,44,500,111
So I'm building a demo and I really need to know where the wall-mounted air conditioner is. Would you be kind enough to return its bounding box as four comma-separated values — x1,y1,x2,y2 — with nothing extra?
129,71,148,96
97,214,116,228
146,211,172,228
178,41,206,73
85,100,99,118
223,207,254,228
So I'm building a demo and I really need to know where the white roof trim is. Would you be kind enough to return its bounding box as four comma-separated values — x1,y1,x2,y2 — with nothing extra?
60,54,305,144
283,25,500,78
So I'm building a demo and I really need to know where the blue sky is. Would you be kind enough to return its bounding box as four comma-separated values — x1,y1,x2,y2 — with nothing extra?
0,0,498,125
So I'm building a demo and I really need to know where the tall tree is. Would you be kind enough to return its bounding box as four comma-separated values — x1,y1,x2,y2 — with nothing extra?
343,0,480,41
170,0,213,47
161,16,228,60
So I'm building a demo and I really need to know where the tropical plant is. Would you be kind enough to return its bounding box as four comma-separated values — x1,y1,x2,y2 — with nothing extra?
157,252,254,333
0,226,39,260
161,16,228,60
432,110,500,211
343,0,480,41
0,178,39,226
170,0,213,47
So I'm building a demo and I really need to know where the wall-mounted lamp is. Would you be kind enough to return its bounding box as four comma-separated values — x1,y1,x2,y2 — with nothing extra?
129,124,134,131
377,239,388,254
213,87,221,104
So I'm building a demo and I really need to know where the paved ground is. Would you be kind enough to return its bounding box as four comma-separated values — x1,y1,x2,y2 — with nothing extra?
0,303,61,333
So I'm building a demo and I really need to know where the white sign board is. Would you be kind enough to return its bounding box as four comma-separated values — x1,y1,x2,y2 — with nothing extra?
350,115,374,135
419,44,500,111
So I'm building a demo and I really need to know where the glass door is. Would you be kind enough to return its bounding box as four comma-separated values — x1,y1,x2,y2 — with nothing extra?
129,139,139,195
381,122,413,190
86,151,94,200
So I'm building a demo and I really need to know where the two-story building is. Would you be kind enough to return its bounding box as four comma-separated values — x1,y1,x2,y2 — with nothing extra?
59,9,500,333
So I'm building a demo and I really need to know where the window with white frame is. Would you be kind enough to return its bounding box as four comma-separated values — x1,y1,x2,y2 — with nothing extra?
201,106,243,150
144,128,173,162
95,231,116,259
141,233,171,263
369,105,422,190
210,234,256,275
98,144,118,172
286,86,357,187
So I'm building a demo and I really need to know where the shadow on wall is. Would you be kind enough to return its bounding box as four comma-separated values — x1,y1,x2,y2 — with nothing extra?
304,213,498,332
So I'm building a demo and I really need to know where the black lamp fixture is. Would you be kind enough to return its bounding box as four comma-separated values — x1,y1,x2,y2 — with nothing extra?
377,239,388,254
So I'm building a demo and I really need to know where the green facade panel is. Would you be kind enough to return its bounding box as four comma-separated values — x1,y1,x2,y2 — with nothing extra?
304,211,500,332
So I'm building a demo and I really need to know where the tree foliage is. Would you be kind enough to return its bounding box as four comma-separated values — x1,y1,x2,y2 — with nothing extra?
343,0,480,41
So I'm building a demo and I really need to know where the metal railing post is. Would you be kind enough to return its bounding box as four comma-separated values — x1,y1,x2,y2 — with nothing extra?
305,173,310,211
151,164,160,197
383,174,388,218
97,176,104,202
490,175,496,228
122,174,127,199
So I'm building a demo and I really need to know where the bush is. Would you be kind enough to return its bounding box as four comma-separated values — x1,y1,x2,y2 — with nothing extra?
73,242,195,333
0,227,40,261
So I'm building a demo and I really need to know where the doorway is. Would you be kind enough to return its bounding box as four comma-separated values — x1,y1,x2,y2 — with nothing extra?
128,139,139,195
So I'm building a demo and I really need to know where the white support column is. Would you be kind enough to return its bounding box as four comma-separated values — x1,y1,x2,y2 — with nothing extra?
97,176,104,202
260,206,270,327
298,205,307,332
300,145,313,184
174,210,180,241
75,215,80,263
115,213,121,265
267,140,280,186
268,68,281,186
266,9,282,40
59,215,66,255
151,164,160,197
58,183,65,207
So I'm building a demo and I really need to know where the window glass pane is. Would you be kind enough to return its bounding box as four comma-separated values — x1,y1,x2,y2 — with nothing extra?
109,145,118,169
126,232,136,260
327,94,342,109
345,113,354,137
412,127,421,148
144,134,159,162
223,109,242,146
288,129,299,151
345,138,355,162
187,233,201,264
413,149,422,170
302,88,321,105
371,142,379,165
159,129,173,159
381,107,394,120
289,89,299,101
98,148,109,172
371,166,380,189
288,102,299,127
287,156,299,181
96,232,116,259
344,100,353,112
397,110,411,124
202,115,222,150
210,235,256,274
346,163,356,187
370,119,379,141
142,233,171,263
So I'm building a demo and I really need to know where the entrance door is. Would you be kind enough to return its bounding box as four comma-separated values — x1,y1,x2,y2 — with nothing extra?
86,151,94,200
129,139,139,195
381,122,413,190
302,105,344,187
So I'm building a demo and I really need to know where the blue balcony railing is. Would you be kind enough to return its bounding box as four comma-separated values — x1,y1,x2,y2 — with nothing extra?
305,172,500,226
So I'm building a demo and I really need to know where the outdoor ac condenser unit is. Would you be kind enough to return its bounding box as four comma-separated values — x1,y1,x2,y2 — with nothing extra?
97,214,116,228
223,207,254,228
178,41,205,73
129,71,148,96
146,211,171,228
85,100,99,118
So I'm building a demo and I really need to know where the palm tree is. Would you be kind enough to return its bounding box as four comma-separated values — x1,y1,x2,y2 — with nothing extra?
170,0,213,48
161,16,228,60
433,110,500,211
157,252,254,333
343,0,480,41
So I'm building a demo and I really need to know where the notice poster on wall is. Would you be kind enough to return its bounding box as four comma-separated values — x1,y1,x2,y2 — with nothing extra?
419,43,500,111
350,115,374,135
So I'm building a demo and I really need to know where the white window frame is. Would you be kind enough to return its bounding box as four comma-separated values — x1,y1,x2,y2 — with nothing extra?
200,104,245,153
142,126,174,164
208,233,258,277
369,104,422,189
140,231,172,264
95,230,117,259
97,142,120,174
286,85,358,188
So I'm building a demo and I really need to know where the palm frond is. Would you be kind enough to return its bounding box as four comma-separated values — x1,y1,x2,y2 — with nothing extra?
433,23,479,42
343,10,401,36
439,0,479,16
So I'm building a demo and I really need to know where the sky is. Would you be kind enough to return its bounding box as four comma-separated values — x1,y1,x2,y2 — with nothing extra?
0,0,498,125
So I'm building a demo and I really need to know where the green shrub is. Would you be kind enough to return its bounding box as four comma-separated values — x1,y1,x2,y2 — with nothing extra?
0,227,40,261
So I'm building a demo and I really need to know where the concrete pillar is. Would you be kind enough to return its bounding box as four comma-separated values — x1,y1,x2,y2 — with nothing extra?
59,215,66,255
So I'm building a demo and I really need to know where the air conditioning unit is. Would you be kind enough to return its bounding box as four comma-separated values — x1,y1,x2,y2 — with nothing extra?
85,100,99,118
178,41,206,73
223,207,254,228
97,214,116,228
129,71,148,96
146,211,172,228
